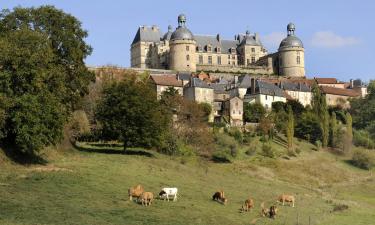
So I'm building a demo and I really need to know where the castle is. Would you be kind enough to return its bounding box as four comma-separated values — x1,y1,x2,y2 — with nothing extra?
131,14,305,77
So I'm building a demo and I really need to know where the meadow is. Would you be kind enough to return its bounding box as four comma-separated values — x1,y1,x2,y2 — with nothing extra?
0,140,374,225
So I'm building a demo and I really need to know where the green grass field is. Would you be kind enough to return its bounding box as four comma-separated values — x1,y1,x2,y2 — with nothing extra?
0,140,374,225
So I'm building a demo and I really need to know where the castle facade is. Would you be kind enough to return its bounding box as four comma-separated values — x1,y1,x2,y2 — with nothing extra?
131,14,305,77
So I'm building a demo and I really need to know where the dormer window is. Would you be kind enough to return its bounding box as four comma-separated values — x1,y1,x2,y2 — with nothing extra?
216,47,221,53
196,46,203,52
230,47,236,54
207,45,212,52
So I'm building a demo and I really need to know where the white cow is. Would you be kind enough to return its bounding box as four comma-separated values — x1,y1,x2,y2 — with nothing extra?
159,187,178,201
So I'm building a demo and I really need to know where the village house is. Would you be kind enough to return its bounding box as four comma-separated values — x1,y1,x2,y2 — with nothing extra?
320,86,360,108
223,97,243,126
280,81,312,107
314,77,346,89
149,75,184,99
244,80,286,110
229,74,252,99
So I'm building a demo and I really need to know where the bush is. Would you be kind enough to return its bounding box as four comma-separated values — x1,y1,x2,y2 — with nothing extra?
260,143,276,158
353,130,375,149
245,146,257,156
212,151,232,163
333,204,349,212
351,149,375,170
315,140,322,151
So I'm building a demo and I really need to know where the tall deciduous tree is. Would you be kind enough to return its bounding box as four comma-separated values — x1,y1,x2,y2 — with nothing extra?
0,6,94,155
286,105,294,149
312,83,329,147
244,102,266,123
96,74,169,151
343,112,353,153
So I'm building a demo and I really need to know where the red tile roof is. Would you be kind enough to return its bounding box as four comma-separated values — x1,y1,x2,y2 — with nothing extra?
150,75,183,87
320,86,360,97
315,78,338,84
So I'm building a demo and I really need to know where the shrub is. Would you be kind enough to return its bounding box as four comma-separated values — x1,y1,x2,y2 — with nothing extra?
315,140,322,151
245,146,257,156
333,204,349,212
353,129,375,149
351,149,375,170
212,151,232,163
261,143,275,158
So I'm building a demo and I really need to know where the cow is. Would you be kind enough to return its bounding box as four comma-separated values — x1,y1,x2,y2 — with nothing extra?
159,187,178,201
241,198,254,212
212,191,227,205
261,202,278,219
277,194,295,207
140,192,154,206
128,184,144,201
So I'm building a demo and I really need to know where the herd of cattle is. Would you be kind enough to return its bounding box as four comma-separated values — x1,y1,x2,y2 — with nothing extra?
128,184,296,219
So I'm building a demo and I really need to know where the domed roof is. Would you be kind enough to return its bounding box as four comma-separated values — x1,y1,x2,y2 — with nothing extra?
170,14,194,41
240,30,262,46
163,25,173,40
279,35,303,48
279,23,303,49
171,27,194,40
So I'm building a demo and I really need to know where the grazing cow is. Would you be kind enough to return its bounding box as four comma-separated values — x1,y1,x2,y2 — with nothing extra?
269,205,278,219
140,192,154,206
241,198,254,212
128,184,144,201
277,194,295,207
212,191,227,205
261,202,278,218
159,187,178,201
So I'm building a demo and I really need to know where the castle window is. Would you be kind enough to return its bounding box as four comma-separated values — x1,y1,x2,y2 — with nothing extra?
186,55,190,61
217,56,222,65
199,55,203,64
251,48,255,53
228,55,231,59
207,45,212,52
208,56,212,64
186,46,190,51
232,55,235,60
216,47,221,53
251,56,255,63
231,48,236,54
297,56,300,64
247,59,250,65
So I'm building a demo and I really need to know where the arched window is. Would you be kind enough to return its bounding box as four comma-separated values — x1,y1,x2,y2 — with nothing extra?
297,56,300,64
186,55,190,61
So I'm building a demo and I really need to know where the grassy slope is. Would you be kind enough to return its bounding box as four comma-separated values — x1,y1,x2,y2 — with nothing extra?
0,141,374,225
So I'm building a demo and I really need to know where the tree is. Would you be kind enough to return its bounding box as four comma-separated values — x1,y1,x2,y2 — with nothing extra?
329,112,338,148
0,6,94,155
295,111,322,143
244,102,266,123
343,112,353,153
286,105,294,149
311,83,329,147
96,75,169,151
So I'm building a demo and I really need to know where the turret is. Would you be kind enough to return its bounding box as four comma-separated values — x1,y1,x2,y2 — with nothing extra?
169,14,196,72
278,23,305,77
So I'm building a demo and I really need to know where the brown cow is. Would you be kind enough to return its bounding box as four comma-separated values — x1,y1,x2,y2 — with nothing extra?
212,191,227,205
277,194,295,207
128,184,144,201
261,202,278,218
241,198,254,212
140,192,154,206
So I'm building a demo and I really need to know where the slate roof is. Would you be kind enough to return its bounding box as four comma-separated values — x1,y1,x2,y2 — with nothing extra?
195,35,238,54
190,78,213,89
150,75,183,87
237,75,252,88
280,82,311,92
132,26,162,45
248,80,285,97
320,86,360,97
211,83,228,94
177,72,192,81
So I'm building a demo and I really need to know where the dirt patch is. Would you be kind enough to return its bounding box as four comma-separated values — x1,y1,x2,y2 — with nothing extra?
27,165,73,173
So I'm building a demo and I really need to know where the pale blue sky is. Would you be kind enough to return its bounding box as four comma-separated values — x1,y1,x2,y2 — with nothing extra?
2,0,375,81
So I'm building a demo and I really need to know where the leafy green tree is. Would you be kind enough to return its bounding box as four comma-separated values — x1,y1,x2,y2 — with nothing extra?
286,100,305,118
0,6,94,155
96,75,169,151
311,83,329,147
244,102,266,123
322,109,330,148
286,105,294,149
329,112,338,148
343,112,353,153
295,111,322,143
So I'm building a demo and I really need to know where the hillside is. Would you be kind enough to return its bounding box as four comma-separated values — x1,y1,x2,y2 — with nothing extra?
0,142,374,225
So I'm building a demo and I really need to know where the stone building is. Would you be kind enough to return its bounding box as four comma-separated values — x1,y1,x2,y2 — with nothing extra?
244,80,287,110
131,14,305,77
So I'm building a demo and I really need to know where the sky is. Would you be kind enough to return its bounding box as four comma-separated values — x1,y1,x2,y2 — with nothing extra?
2,0,375,82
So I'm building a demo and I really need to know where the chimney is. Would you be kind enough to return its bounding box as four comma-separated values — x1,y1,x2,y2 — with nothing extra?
234,76,238,87
216,34,221,42
251,78,256,94
255,33,259,42
350,79,354,89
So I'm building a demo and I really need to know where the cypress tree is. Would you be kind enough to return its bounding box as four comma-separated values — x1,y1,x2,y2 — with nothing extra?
286,105,294,149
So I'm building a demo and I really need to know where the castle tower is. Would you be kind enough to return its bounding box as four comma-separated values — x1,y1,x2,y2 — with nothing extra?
169,14,196,72
278,23,305,77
